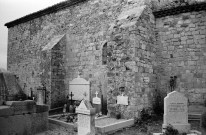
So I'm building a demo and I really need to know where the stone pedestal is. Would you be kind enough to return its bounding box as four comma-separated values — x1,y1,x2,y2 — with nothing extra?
76,99,96,135
162,91,191,134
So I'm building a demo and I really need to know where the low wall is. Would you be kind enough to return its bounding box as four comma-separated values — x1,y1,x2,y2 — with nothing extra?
0,100,49,135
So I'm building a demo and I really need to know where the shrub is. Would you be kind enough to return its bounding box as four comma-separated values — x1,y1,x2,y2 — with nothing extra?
135,107,153,125
163,124,179,135
14,90,27,101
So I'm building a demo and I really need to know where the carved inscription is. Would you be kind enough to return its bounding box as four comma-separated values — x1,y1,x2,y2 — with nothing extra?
168,103,186,112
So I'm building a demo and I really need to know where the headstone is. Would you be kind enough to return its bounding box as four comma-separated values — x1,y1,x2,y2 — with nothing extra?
37,87,44,105
92,91,101,114
117,94,129,105
69,76,90,101
163,91,191,134
76,99,96,135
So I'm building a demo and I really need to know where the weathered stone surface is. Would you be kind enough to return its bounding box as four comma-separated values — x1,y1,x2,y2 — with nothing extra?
0,100,48,135
6,100,36,114
36,105,49,113
156,10,206,104
0,106,14,117
5,0,206,119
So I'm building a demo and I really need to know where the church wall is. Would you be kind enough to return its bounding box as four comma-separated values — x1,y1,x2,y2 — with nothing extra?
106,3,157,118
7,0,157,115
50,37,66,108
156,11,206,104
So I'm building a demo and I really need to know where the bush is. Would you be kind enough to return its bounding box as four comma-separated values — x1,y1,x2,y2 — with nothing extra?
14,90,27,101
163,124,179,135
135,107,153,125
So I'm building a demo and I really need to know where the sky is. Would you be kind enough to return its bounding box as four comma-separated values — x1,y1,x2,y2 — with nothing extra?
0,0,65,70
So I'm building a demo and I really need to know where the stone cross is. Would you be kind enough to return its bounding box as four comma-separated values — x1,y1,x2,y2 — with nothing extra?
68,92,74,101
95,91,98,97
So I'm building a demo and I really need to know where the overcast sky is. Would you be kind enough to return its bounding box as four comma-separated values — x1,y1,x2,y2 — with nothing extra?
0,0,65,70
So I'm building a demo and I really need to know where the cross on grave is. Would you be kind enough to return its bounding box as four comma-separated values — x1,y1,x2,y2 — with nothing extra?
95,91,98,97
67,92,74,101
67,92,75,113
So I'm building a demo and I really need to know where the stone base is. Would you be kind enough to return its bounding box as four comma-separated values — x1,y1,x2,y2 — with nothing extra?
162,123,191,133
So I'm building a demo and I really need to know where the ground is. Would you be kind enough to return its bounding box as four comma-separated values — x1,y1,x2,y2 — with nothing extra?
36,118,203,135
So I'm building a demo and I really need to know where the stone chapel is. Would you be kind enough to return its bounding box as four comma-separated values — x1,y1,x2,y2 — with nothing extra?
4,0,206,118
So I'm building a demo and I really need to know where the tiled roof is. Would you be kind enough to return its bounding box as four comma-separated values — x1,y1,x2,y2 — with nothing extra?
5,0,86,28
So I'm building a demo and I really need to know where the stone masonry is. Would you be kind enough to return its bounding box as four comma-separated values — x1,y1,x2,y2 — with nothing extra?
156,10,206,104
5,0,206,118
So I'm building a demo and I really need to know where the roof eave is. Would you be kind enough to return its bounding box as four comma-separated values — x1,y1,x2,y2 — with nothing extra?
4,0,86,28
153,2,206,18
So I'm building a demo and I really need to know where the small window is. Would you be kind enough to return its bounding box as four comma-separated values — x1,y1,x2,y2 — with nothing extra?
102,43,107,65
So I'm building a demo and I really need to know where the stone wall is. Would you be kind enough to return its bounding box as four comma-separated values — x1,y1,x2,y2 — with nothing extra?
106,1,156,118
152,0,206,11
6,0,206,117
7,0,156,112
0,100,48,135
156,10,206,104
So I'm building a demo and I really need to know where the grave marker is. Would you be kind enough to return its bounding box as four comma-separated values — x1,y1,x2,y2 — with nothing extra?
69,76,90,101
92,91,101,114
76,99,96,135
163,91,191,134
117,94,128,105
37,87,45,105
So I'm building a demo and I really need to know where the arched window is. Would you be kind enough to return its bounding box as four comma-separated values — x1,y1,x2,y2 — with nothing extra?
102,43,107,65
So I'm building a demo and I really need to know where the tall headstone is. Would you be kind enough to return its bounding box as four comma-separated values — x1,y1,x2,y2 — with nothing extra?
37,87,45,105
76,99,96,135
92,91,101,114
163,91,191,134
69,76,90,101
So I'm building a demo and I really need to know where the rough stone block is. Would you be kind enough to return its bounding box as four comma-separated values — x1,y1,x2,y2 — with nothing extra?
6,100,36,114
0,106,14,116
36,105,49,113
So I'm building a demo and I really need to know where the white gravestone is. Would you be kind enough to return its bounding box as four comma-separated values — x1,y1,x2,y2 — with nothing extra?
76,99,96,135
117,94,128,105
69,76,90,101
92,91,101,114
163,91,191,134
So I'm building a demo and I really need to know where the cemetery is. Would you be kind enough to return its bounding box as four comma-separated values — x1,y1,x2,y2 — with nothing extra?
1,0,206,134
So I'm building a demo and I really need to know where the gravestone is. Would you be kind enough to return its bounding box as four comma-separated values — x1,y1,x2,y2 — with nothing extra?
92,91,101,114
76,99,96,135
117,94,129,105
37,87,45,105
69,76,90,101
163,91,191,134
